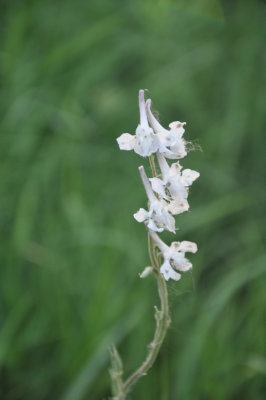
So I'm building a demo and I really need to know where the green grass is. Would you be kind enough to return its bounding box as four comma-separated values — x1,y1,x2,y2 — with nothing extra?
0,0,266,399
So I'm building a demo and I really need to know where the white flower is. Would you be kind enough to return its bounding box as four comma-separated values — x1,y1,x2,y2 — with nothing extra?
134,202,175,233
149,230,197,281
134,166,176,233
146,99,187,159
150,152,199,215
160,260,181,281
117,90,158,157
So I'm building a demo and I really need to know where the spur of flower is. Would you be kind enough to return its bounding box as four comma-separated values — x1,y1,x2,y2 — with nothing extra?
149,230,197,281
146,99,187,159
116,90,158,157
134,166,176,233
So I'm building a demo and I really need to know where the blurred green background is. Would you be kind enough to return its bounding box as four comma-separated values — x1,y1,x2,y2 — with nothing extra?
1,0,266,399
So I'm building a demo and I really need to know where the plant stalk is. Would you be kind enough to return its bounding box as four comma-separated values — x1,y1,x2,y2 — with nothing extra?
110,155,171,399
122,234,170,396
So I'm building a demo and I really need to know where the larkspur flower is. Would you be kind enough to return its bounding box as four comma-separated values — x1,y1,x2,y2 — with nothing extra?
146,99,187,159
150,152,200,215
134,166,175,233
117,89,199,282
149,230,197,281
117,90,158,157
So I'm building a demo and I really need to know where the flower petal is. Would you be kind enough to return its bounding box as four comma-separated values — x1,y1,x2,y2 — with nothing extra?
174,257,192,272
178,241,198,254
181,169,200,186
117,133,136,151
147,219,164,232
168,178,188,201
168,121,186,137
160,261,181,281
168,161,182,177
149,199,176,233
157,129,187,160
134,208,148,222
150,177,167,198
167,250,192,272
134,125,158,157
167,199,189,215
165,242,195,272
170,140,187,159
157,137,177,159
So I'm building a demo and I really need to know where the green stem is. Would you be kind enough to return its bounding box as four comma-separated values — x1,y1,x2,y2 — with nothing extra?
149,154,158,177
110,345,125,400
110,155,171,399
123,236,170,396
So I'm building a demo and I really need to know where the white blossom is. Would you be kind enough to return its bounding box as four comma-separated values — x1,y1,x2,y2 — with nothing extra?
117,90,158,157
150,152,199,215
117,89,199,284
146,99,187,159
134,166,175,233
149,230,197,281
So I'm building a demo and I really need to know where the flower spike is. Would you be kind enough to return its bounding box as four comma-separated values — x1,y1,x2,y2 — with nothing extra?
117,89,199,281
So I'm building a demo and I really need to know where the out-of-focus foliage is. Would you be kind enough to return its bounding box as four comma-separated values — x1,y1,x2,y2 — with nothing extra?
0,0,265,399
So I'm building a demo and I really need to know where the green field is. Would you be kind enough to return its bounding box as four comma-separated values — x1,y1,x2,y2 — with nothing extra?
0,1,265,399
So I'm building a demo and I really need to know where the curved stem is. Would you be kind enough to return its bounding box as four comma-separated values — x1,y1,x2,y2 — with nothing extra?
122,156,171,397
110,155,171,399
123,239,170,396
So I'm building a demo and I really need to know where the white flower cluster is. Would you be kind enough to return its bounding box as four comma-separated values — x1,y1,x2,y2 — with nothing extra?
117,90,199,281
